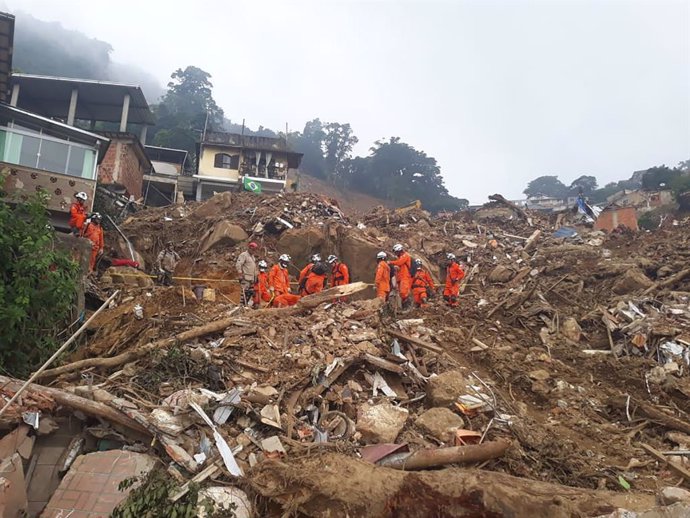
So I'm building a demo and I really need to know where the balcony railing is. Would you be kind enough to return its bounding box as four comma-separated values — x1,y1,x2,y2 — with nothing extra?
0,126,98,180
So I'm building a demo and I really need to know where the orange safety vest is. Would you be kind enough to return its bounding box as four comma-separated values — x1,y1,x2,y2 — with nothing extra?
269,264,291,295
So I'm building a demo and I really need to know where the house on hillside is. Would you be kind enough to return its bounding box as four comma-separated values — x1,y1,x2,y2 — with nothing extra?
143,145,188,206
593,203,638,232
195,131,303,200
525,195,567,212
606,188,674,213
9,73,154,200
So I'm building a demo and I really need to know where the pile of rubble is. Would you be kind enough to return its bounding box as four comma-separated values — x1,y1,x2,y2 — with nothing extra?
2,192,690,517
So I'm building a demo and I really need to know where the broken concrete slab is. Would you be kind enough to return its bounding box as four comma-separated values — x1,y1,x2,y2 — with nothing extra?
612,268,654,295
414,407,466,443
658,487,690,505
0,454,27,518
357,401,409,444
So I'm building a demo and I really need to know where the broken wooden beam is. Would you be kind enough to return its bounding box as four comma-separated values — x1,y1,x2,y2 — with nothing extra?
610,397,690,435
523,230,542,253
643,268,690,295
488,194,529,221
387,330,443,354
362,353,404,374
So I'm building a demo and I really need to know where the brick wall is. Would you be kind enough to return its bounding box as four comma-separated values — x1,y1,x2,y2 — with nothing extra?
97,138,145,198
594,207,638,232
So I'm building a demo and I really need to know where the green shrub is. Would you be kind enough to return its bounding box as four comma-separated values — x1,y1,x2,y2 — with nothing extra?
0,181,79,377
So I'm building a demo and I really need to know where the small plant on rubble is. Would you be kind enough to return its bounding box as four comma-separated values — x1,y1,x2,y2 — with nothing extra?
0,181,79,377
111,470,223,518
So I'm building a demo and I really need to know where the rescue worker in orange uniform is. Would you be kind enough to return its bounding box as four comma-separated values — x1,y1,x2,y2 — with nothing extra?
374,251,391,300
389,243,412,304
303,262,328,295
298,253,321,295
327,255,349,287
253,260,272,307
82,213,105,272
443,253,465,307
69,192,88,236
411,259,435,307
269,254,300,307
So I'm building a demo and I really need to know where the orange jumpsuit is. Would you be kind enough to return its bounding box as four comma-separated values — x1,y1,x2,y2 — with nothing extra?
69,202,87,235
443,262,465,307
269,264,300,307
375,261,391,300
389,252,412,301
253,271,271,306
303,271,326,295
412,269,435,307
298,263,314,295
82,223,104,272
331,262,349,287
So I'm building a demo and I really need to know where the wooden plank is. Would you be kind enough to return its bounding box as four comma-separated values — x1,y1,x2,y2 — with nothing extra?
234,359,269,373
362,353,404,374
640,443,690,485
387,329,443,354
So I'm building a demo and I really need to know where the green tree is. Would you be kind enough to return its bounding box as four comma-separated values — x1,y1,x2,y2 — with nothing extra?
569,175,598,195
0,182,79,377
150,66,224,165
289,119,328,179
523,175,568,198
323,122,358,183
641,165,680,190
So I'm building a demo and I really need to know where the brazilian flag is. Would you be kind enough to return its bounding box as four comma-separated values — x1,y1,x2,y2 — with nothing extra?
243,176,262,193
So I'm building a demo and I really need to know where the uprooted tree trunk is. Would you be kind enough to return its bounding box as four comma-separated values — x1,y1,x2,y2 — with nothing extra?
488,194,530,222
0,375,149,435
378,440,510,470
249,452,656,518
39,282,371,379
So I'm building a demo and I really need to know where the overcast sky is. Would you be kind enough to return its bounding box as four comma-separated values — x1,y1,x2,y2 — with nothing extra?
8,0,690,203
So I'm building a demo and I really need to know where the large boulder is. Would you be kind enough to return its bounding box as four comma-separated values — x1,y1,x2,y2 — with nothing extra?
488,265,514,283
276,227,328,268
339,231,381,285
193,192,234,219
612,268,653,295
427,370,469,407
414,407,466,442
106,266,154,287
200,221,249,254
356,401,408,444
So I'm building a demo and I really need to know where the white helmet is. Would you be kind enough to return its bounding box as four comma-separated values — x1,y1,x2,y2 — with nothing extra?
376,251,387,259
75,192,88,201
279,254,291,263
447,253,457,261
327,254,338,264
258,260,268,270
310,253,322,263
90,212,102,221
393,243,404,253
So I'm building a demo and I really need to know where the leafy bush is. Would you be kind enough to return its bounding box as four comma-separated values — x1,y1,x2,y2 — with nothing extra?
0,182,79,377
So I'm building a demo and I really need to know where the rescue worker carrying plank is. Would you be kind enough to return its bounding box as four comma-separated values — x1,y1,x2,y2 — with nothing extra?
443,253,465,307
269,254,300,307
303,261,328,295
411,259,435,307
82,213,104,272
253,260,272,307
69,192,88,236
374,251,391,300
389,243,412,305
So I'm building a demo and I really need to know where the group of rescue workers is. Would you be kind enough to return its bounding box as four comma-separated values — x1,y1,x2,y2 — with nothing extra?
237,241,466,309
70,190,467,306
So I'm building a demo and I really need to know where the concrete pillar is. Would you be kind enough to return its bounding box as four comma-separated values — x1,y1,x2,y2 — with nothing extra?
67,88,79,126
119,93,130,132
140,125,148,145
9,84,19,106
196,181,203,202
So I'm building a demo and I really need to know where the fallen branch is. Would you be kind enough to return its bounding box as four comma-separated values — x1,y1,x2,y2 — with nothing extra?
250,282,370,317
610,397,690,435
643,268,690,295
0,375,148,435
377,439,510,470
38,312,243,379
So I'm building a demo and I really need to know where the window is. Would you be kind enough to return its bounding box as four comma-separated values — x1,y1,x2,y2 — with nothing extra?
214,153,239,170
